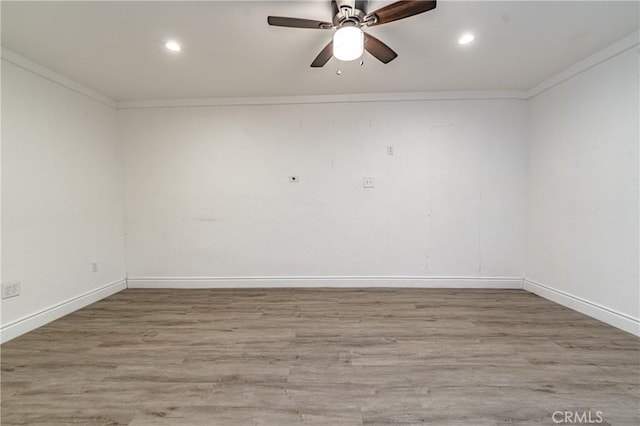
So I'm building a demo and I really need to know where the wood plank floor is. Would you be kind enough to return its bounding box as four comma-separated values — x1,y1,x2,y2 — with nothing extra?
1,288,638,425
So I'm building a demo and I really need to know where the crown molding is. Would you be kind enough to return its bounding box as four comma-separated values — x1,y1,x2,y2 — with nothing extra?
1,47,118,109
116,91,528,109
527,31,640,99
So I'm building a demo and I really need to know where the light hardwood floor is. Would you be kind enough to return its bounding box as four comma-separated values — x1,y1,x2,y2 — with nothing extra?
1,288,639,425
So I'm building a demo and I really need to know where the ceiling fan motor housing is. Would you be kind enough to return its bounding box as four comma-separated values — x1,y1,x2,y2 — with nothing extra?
332,0,368,27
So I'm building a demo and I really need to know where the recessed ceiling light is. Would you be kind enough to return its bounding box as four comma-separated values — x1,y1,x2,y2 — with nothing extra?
458,33,475,45
165,41,181,52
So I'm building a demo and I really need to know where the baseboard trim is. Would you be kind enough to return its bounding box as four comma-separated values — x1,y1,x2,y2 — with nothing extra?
0,279,127,344
127,276,523,289
523,279,640,337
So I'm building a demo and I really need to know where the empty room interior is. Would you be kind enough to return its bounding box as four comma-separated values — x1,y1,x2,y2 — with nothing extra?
1,0,639,424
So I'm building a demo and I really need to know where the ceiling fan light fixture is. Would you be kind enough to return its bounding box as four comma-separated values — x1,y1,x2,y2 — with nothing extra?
333,26,364,61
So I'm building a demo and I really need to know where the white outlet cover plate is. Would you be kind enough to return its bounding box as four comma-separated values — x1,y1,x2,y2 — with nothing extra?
2,281,21,299
363,177,375,188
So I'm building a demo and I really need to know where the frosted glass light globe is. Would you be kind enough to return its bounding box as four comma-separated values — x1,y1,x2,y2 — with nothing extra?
333,27,364,61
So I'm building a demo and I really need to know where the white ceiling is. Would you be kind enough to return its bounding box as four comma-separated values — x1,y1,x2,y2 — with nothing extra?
2,1,638,101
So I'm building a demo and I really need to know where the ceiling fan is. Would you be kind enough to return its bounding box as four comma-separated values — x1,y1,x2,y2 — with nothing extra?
267,0,437,67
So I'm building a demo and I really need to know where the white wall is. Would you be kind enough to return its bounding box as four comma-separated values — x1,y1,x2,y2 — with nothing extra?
526,45,639,332
120,98,528,285
1,59,126,340
1,34,638,340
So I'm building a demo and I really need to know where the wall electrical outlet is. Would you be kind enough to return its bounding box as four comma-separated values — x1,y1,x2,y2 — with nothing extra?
2,281,21,299
387,145,395,155
363,177,375,188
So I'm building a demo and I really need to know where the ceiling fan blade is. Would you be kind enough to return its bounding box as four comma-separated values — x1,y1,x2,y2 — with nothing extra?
363,33,398,64
365,1,437,26
311,41,334,67
267,16,332,29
